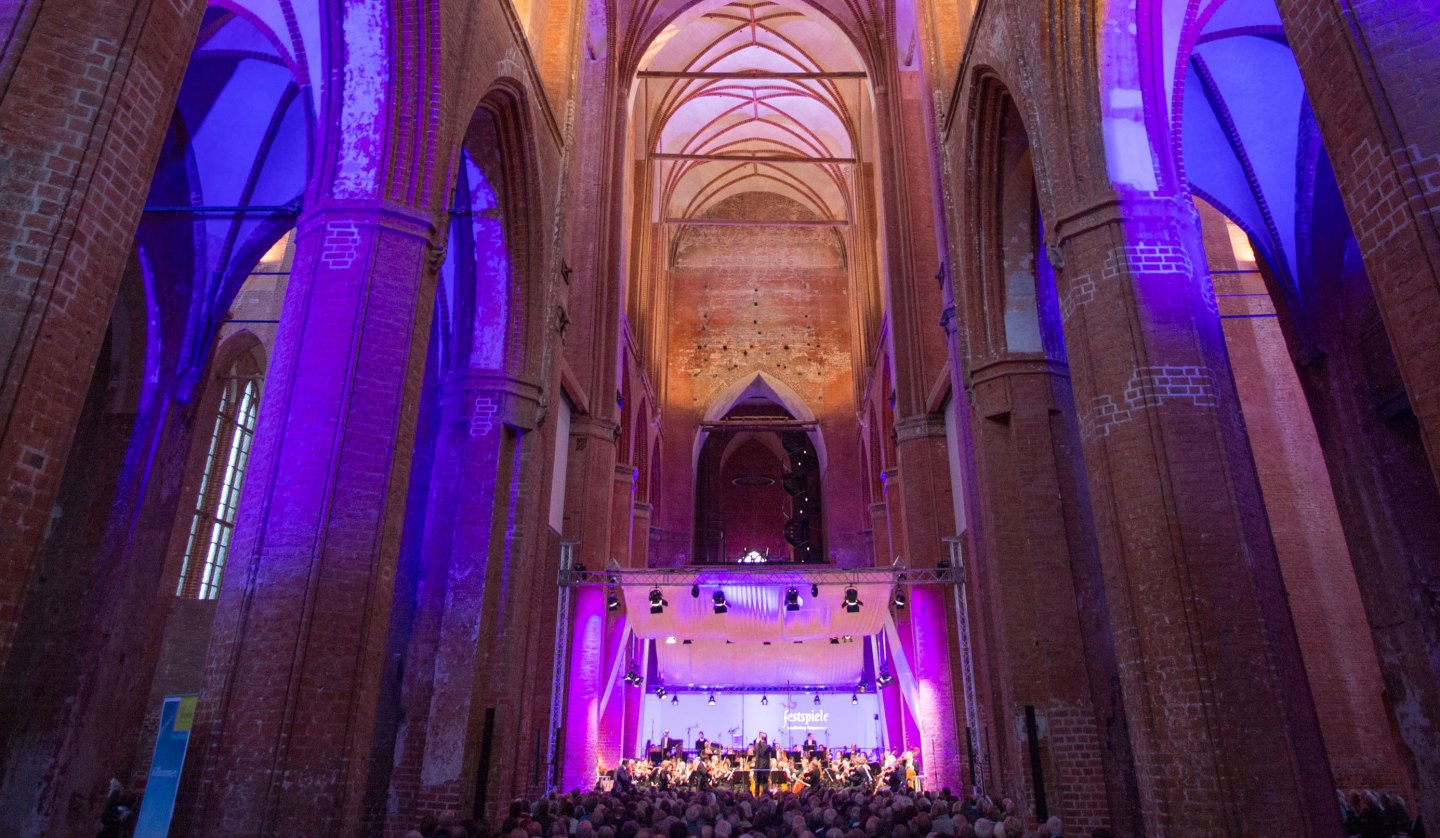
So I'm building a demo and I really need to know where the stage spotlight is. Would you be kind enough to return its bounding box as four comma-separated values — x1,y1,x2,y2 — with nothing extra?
672,694,679,706
811,583,819,598
712,591,728,614
877,669,894,688
691,584,700,599
665,636,677,645
857,681,868,694
851,694,858,705
656,686,667,698
813,693,822,706
843,587,862,613
649,588,668,614
761,695,769,706
893,588,907,608
785,587,801,611
624,669,641,686
708,693,716,706
607,590,620,611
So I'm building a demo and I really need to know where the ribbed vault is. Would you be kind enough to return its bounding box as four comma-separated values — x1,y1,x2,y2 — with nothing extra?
632,0,872,228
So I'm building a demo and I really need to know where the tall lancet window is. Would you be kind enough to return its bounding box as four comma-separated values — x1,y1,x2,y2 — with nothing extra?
177,371,260,599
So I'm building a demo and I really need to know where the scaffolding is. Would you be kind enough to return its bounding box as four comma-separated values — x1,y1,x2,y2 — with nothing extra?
944,536,984,793
545,540,578,793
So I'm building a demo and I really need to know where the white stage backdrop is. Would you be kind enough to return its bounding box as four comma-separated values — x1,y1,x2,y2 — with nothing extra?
641,692,884,753
655,639,863,687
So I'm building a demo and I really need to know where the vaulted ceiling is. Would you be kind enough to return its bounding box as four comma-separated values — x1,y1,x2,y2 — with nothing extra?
631,0,873,227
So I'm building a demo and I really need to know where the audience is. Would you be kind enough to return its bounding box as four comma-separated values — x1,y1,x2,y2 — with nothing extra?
405,783,1424,838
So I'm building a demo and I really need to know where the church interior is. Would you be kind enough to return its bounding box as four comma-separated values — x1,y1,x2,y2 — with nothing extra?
1,0,1439,835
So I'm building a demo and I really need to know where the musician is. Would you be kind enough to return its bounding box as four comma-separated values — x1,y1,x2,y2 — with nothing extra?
802,732,819,758
707,754,731,786
750,732,775,788
888,750,910,793
695,731,709,756
689,755,711,790
849,752,873,788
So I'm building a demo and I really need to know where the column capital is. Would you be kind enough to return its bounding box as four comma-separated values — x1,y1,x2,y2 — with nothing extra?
894,414,948,443
1050,191,1196,248
570,415,621,444
437,370,545,431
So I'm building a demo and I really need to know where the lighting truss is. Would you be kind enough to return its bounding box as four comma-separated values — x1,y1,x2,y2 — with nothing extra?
645,684,865,695
563,565,963,588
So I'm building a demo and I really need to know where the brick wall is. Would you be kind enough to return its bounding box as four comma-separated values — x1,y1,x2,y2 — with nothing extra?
655,196,868,567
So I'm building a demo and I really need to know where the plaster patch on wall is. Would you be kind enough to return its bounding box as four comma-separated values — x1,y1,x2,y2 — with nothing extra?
1103,114,1159,192
321,221,361,270
333,0,386,199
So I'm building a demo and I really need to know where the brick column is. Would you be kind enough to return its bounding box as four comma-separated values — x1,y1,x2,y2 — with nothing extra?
565,416,619,569
0,0,201,671
560,587,608,792
1052,195,1337,835
387,370,544,827
890,416,963,791
1275,3,1440,821
185,204,438,836
1275,0,1440,479
630,502,652,568
964,359,1126,832
609,464,636,566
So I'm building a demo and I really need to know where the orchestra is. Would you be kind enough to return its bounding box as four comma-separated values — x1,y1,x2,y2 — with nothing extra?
599,737,919,795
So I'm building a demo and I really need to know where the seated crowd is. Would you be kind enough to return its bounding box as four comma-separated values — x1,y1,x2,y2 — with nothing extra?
407,784,1424,838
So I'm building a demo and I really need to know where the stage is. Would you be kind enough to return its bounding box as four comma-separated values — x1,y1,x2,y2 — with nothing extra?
556,562,975,793
640,691,884,754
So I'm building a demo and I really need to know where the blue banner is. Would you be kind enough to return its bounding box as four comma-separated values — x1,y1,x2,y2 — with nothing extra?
133,694,197,838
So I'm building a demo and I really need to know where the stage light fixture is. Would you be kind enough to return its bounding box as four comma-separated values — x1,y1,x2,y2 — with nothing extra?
672,694,679,706
607,590,620,611
665,636,677,645
708,693,716,706
691,584,700,598
851,694,858,705
761,695,769,706
843,587,862,613
877,669,895,688
649,588,668,614
893,588,907,608
813,693,822,706
712,591,728,614
656,686,666,698
857,681,868,694
785,587,801,611
811,583,819,598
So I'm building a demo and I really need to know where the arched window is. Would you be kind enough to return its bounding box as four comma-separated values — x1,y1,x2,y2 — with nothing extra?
176,360,261,599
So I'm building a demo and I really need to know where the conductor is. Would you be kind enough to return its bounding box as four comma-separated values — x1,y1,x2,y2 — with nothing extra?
750,732,776,787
